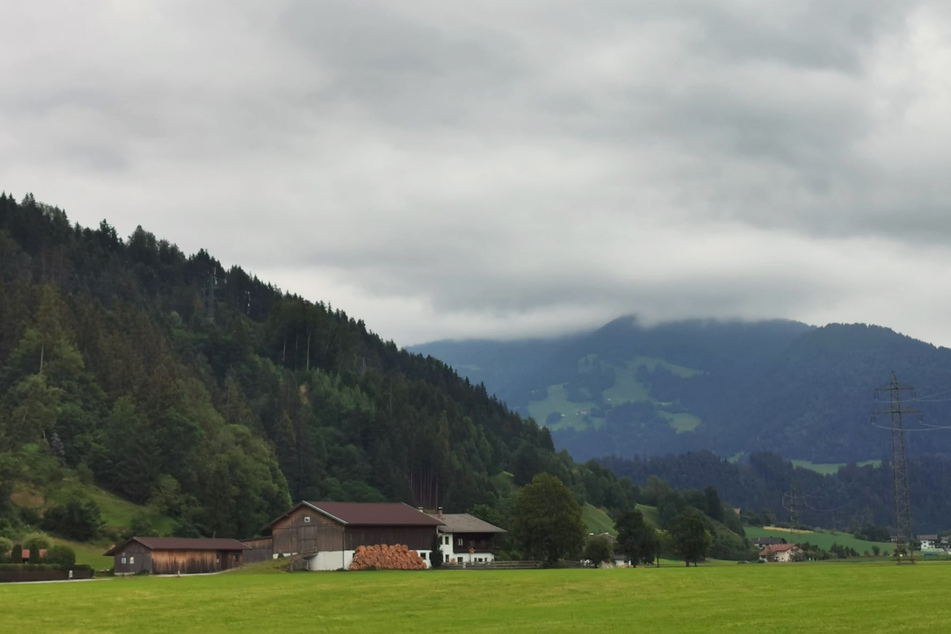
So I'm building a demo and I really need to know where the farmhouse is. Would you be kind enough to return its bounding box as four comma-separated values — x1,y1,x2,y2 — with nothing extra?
259,501,443,570
758,543,801,563
104,537,249,575
426,509,506,564
918,534,939,550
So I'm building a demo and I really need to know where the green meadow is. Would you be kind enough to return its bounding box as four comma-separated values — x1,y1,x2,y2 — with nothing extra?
4,563,951,632
527,355,704,433
745,526,893,555
790,459,883,475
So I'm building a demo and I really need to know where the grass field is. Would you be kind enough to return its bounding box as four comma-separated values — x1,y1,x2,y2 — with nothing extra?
4,563,951,632
745,526,893,555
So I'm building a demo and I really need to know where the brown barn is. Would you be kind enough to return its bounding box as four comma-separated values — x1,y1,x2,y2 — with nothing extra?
261,501,443,570
104,537,249,575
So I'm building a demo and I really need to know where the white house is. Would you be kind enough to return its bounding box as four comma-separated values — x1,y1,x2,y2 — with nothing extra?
758,543,801,562
426,510,506,564
918,534,939,551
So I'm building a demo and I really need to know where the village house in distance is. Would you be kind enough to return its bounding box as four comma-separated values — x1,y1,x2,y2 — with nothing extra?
425,508,507,564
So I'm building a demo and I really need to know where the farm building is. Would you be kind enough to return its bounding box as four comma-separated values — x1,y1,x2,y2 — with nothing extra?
259,501,443,570
426,509,506,564
104,537,249,575
758,543,801,563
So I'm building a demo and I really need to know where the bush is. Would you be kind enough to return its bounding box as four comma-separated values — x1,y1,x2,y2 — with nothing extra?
582,536,613,566
0,537,12,563
11,543,22,562
0,563,58,571
46,545,76,570
128,512,156,537
41,500,102,541
19,506,41,526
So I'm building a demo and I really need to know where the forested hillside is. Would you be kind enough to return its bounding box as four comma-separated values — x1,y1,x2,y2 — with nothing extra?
0,193,569,538
602,452,951,534
414,317,951,463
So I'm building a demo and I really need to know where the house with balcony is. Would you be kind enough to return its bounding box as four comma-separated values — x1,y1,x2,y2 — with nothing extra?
426,509,506,564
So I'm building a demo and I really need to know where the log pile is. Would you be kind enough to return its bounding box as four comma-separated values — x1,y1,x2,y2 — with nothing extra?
349,544,427,571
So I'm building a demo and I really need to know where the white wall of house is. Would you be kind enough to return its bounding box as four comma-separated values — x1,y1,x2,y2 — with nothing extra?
437,533,495,564
306,550,354,571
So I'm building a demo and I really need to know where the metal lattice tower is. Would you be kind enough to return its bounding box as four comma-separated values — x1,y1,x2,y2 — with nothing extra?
873,371,917,564
782,477,802,529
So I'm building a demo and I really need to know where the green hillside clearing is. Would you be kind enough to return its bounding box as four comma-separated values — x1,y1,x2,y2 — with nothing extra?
745,526,893,555
528,355,703,434
582,503,616,535
790,459,883,475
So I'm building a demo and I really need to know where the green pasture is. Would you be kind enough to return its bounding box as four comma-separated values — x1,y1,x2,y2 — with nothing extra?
5,563,951,632
582,503,616,535
528,355,703,434
790,459,883,475
745,526,893,555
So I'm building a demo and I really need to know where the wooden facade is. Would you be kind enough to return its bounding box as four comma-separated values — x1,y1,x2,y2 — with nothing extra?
257,501,444,569
268,504,437,554
105,537,248,575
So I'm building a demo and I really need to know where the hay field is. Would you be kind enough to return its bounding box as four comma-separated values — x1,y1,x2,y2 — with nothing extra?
4,562,951,633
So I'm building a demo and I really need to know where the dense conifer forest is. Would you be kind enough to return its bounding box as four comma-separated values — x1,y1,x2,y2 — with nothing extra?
1,192,617,538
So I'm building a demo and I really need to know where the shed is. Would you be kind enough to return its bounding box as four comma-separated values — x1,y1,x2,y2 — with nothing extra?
262,501,443,570
104,537,249,575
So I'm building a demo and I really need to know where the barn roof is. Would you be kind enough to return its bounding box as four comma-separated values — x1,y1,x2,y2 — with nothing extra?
425,513,506,534
758,543,797,556
262,501,443,532
103,537,249,556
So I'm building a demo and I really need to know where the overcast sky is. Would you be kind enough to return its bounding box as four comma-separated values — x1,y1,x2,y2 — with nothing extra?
3,1,951,347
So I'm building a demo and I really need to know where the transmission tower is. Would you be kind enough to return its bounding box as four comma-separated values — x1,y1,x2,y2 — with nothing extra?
782,477,802,529
873,371,917,564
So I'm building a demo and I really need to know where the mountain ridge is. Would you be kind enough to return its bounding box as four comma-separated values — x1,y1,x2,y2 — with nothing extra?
412,316,951,463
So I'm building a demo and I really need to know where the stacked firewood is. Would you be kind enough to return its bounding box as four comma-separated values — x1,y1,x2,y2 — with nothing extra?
348,544,427,571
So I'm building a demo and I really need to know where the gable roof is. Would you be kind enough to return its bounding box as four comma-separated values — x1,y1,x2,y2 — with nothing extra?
759,543,797,556
426,513,506,534
104,537,249,556
262,501,443,532
752,537,787,546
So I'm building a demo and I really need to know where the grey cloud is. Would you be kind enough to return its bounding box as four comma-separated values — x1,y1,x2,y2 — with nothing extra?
3,1,951,347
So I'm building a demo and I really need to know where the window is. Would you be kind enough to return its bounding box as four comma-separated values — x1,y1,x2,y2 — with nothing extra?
443,536,449,545
304,516,311,523
458,538,463,546
121,556,127,564
129,557,135,564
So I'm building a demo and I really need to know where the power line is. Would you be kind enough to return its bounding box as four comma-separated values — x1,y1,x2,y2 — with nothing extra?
873,371,916,564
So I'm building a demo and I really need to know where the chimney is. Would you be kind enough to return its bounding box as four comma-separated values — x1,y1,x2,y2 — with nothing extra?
437,506,443,518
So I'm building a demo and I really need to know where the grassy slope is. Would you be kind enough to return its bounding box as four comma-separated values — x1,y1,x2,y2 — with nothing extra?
582,503,616,535
636,504,661,528
790,459,883,475
13,476,174,568
6,564,951,632
745,526,893,555
528,355,703,434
